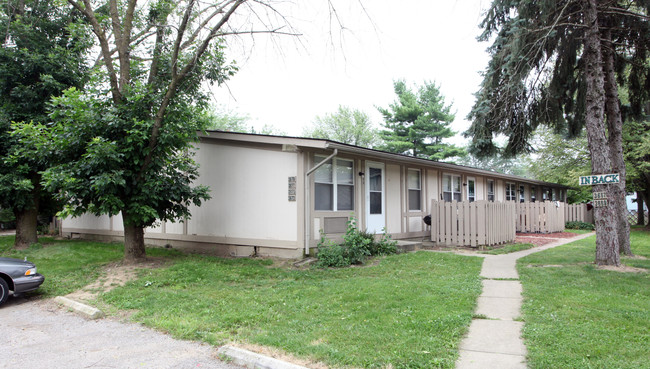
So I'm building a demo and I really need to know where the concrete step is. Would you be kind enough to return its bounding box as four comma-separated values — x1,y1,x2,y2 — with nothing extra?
395,240,422,252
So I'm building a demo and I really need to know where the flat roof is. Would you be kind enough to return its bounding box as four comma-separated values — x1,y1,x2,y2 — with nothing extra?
200,130,570,189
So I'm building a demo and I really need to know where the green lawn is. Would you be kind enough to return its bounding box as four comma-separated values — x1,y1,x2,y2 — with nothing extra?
480,242,536,255
517,228,650,369
1,235,483,368
0,236,177,296
102,251,482,368
564,229,594,234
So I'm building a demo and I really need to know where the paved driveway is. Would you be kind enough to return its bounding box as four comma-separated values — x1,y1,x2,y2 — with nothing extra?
1,295,242,369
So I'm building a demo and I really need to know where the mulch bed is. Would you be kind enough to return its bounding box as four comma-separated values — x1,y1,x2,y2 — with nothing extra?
515,232,583,246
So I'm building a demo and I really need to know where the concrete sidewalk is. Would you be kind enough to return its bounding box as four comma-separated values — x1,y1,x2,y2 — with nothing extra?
456,232,595,369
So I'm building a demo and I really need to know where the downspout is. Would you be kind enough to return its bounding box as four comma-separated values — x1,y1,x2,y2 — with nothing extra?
304,149,338,255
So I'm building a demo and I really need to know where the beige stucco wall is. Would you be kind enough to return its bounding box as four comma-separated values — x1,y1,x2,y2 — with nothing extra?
426,169,439,204
474,175,485,201
63,214,111,231
188,143,298,242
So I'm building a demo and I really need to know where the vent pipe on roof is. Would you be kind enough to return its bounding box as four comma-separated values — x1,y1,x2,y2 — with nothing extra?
304,149,337,255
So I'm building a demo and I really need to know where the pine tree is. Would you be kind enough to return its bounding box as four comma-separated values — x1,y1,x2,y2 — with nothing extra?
379,80,465,161
465,0,650,265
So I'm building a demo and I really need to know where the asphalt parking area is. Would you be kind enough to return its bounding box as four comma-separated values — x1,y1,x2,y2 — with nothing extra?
1,295,242,369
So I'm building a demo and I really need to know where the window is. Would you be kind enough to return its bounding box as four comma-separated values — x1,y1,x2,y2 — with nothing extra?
542,187,551,201
506,182,516,201
314,156,354,211
519,185,525,203
443,174,461,202
530,186,536,202
408,169,421,211
552,188,557,201
369,167,382,214
487,180,495,202
467,177,476,202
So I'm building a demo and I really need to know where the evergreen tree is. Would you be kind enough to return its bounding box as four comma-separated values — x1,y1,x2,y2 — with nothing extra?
465,0,649,265
379,80,465,161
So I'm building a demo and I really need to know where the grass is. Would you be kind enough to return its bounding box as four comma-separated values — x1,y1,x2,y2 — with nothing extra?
517,228,650,369
102,251,483,368
564,229,594,234
480,242,536,255
0,235,177,297
1,235,483,368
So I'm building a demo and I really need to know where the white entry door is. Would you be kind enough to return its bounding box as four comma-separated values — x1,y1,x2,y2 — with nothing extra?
365,162,385,234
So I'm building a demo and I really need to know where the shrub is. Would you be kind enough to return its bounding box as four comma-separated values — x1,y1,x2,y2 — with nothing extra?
342,218,372,264
315,233,349,268
565,221,595,230
372,228,398,255
316,217,399,267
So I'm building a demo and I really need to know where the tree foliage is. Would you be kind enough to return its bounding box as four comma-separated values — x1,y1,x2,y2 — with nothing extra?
202,107,286,135
379,80,465,161
526,128,592,204
0,0,91,247
466,0,650,265
303,106,379,148
623,118,650,221
466,0,650,157
201,107,251,132
43,0,269,261
457,151,529,177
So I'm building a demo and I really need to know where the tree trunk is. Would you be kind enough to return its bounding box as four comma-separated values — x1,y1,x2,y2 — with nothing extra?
637,191,645,226
13,180,41,249
601,26,631,255
14,207,38,249
584,0,620,266
122,212,146,262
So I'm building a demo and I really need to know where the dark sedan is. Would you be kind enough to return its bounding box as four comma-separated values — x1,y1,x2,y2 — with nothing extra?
0,257,45,306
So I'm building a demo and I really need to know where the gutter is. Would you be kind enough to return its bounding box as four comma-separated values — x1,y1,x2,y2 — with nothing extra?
304,149,337,255
325,142,570,189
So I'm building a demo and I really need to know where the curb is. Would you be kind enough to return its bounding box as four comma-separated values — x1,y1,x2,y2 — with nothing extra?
217,345,309,369
54,296,104,319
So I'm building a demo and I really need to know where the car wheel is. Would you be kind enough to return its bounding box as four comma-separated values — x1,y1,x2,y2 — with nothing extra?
0,278,8,306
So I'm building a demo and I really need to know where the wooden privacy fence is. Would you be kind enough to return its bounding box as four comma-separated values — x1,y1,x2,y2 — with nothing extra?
565,203,594,224
515,201,565,233
430,200,516,247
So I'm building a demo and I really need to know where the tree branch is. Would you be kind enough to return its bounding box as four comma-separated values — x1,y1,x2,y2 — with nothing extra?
172,0,197,79
71,0,123,103
139,0,245,181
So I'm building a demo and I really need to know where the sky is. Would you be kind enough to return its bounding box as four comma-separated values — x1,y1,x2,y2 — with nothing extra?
209,0,492,146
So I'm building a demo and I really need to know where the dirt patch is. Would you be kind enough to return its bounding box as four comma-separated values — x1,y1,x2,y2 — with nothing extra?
527,264,564,268
624,254,649,260
515,236,556,247
517,232,585,239
597,265,648,273
515,232,586,247
66,257,168,302
233,342,328,369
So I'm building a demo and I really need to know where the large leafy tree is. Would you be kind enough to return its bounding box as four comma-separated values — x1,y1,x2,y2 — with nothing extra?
0,0,90,248
379,80,465,161
457,151,529,177
465,0,649,265
303,106,379,148
526,128,592,204
43,0,268,262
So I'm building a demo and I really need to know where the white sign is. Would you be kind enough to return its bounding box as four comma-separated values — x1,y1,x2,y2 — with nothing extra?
579,173,620,186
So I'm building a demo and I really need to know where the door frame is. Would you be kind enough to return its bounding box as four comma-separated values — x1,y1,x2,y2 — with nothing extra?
365,161,386,234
